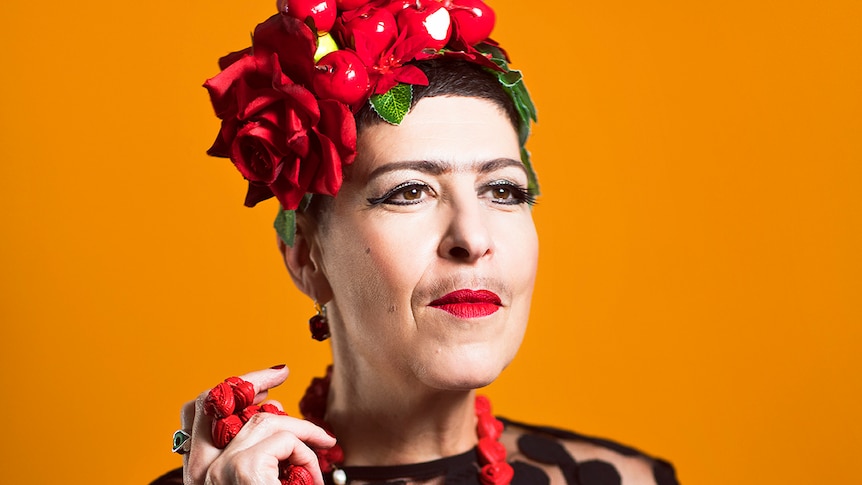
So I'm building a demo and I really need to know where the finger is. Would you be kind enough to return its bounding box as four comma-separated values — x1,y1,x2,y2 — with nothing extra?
259,431,327,485
231,412,337,453
184,366,292,484
225,431,326,485
185,391,220,484
237,365,291,398
258,399,284,412
180,399,196,431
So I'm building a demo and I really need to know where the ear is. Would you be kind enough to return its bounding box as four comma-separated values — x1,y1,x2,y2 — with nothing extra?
278,213,333,304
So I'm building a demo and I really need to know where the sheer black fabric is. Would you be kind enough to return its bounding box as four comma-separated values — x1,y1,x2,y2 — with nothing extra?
151,418,678,485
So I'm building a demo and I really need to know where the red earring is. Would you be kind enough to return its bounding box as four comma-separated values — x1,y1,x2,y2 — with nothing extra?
309,301,330,341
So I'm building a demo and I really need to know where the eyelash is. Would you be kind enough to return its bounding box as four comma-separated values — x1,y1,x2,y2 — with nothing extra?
367,180,536,207
484,180,537,206
367,181,432,206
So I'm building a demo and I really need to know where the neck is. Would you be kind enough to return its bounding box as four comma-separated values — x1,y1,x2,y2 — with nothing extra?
325,363,478,466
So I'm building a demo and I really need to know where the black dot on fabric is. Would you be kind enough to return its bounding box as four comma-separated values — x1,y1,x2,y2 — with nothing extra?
652,460,680,485
578,460,621,485
511,461,551,485
517,434,575,465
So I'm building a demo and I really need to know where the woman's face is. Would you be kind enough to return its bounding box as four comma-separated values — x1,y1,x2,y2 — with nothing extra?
313,96,538,391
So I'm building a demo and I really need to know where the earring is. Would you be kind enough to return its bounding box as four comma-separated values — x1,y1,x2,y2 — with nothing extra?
309,301,330,341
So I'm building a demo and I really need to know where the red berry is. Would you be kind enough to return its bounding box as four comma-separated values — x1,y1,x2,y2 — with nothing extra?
396,2,452,51
337,6,398,57
336,0,367,9
277,0,337,32
313,50,371,106
384,0,415,15
447,0,494,45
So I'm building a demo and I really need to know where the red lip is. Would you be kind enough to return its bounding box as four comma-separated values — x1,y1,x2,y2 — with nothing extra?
429,289,501,319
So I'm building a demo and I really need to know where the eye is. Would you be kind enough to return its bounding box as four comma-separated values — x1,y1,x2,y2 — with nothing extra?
483,180,536,206
367,181,434,206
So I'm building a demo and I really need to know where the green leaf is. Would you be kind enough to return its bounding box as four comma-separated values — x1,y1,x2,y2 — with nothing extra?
370,83,413,125
499,69,522,88
274,207,296,247
521,146,540,196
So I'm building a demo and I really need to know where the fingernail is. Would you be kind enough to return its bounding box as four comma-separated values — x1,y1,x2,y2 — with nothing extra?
270,364,286,370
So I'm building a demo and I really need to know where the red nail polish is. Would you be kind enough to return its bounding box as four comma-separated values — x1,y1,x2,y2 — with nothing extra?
270,364,286,370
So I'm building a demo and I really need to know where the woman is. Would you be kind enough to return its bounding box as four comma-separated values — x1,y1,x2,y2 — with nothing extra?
155,2,678,484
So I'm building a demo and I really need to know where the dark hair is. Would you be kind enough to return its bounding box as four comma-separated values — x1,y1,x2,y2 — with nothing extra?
355,58,520,132
303,58,520,224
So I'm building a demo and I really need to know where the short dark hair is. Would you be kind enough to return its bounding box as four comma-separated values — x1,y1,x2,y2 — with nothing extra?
303,59,519,224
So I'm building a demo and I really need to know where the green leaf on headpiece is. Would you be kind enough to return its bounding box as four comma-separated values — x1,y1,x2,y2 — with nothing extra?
476,43,508,68
370,83,413,125
499,70,522,88
521,146,540,196
274,207,296,247
474,43,540,190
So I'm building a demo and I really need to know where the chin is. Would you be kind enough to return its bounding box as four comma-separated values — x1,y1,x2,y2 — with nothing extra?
413,344,516,391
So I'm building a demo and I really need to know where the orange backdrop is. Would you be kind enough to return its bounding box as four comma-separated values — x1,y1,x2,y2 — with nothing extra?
1,1,859,483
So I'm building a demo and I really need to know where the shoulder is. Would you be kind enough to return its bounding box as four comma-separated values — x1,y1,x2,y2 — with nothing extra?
499,417,679,485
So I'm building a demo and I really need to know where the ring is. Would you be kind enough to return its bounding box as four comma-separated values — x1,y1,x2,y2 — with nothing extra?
172,429,191,454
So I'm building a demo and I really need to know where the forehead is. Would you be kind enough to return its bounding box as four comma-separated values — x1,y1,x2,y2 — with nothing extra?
352,96,521,175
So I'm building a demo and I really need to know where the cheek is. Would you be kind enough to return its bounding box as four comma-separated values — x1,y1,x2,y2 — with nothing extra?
322,217,432,308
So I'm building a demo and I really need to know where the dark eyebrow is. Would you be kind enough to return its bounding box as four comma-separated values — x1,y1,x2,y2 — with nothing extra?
367,158,524,180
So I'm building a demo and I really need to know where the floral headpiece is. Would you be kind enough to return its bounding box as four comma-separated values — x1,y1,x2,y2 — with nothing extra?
205,0,537,245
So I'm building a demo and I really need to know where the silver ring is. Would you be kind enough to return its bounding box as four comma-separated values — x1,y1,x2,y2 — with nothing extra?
172,429,191,454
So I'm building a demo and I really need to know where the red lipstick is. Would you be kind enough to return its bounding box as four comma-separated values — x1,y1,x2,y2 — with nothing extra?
429,289,501,319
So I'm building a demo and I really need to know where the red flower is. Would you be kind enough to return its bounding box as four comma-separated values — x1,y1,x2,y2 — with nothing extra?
476,413,504,440
225,376,256,409
212,414,244,449
355,27,430,95
479,462,514,485
203,381,236,419
205,45,356,209
478,436,507,464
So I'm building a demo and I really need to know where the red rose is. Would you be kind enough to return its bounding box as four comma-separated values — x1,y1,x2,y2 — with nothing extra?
203,381,236,419
478,436,507,464
205,13,356,209
475,395,492,415
479,462,514,485
476,413,504,440
225,376,256,410
205,50,355,209
212,414,244,449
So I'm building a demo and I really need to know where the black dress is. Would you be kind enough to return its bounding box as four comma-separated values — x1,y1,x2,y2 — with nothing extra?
151,417,678,485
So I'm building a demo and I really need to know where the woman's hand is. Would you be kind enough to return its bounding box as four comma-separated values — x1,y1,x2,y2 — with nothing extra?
180,366,336,485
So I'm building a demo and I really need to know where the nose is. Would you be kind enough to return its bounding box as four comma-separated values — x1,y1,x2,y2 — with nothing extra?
437,196,493,263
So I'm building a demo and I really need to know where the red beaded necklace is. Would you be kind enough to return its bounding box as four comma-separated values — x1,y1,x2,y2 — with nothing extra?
204,368,513,485
299,366,514,485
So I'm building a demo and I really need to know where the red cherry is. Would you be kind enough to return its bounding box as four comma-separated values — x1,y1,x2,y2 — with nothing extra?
384,0,415,15
277,0,337,32
396,2,452,51
336,0,367,9
337,7,398,57
313,50,371,105
447,0,494,45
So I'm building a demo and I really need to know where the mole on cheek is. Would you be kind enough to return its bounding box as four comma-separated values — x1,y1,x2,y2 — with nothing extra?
365,247,371,255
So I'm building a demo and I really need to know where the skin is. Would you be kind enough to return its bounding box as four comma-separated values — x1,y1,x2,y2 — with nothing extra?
183,96,538,483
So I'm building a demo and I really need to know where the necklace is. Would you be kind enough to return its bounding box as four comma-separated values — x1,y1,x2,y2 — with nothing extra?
299,366,514,485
